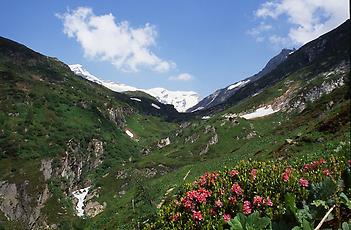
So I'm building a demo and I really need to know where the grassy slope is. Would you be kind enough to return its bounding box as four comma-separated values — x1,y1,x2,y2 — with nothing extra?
0,37,178,229
83,65,350,228
0,30,349,229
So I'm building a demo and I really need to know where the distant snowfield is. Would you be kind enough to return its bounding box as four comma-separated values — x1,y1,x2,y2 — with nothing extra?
130,97,142,102
240,105,279,119
146,88,199,112
227,80,250,91
72,187,90,217
151,103,161,109
69,64,200,112
191,106,204,112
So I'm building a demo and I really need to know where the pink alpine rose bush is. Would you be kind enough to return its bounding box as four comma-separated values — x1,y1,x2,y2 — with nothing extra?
145,155,349,229
215,199,223,208
192,210,203,221
250,168,257,180
231,182,243,195
282,167,292,182
242,200,252,215
253,195,263,207
223,213,231,222
229,169,239,177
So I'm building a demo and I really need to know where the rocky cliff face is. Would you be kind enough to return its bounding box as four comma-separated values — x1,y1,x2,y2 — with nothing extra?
284,77,346,113
235,61,349,120
55,138,104,193
0,181,50,229
199,125,218,155
107,107,134,128
0,138,105,228
281,62,349,113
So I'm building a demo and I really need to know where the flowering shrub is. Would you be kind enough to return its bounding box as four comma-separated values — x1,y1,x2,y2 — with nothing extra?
144,155,350,229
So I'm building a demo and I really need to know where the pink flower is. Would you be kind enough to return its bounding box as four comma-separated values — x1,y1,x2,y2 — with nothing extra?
319,158,326,164
282,167,292,182
199,178,206,186
299,178,309,187
230,170,239,177
215,199,223,208
251,169,257,180
181,197,194,209
231,183,243,195
323,169,330,176
243,201,252,215
192,210,203,221
223,213,231,222
304,158,326,172
198,172,219,186
210,208,217,216
264,197,273,207
196,194,207,203
183,188,212,206
303,164,310,171
282,172,290,182
348,160,351,167
170,212,180,222
229,196,237,205
196,188,212,203
253,196,263,207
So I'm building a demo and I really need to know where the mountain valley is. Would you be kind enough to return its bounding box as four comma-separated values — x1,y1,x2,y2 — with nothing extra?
0,19,350,230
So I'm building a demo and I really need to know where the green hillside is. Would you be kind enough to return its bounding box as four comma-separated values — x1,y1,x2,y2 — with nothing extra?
0,20,350,230
0,36,178,229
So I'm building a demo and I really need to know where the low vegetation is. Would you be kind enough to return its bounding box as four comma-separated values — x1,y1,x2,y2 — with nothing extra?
146,149,351,229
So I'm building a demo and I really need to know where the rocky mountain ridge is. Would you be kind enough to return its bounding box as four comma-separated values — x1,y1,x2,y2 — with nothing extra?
187,48,294,112
189,19,350,117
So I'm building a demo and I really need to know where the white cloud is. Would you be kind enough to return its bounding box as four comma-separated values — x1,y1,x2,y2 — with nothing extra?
247,22,272,42
268,35,290,46
57,7,175,73
169,73,193,81
247,22,272,36
252,0,349,45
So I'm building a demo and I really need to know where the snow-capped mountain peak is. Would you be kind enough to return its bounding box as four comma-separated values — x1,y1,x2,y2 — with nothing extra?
68,64,200,112
69,64,102,84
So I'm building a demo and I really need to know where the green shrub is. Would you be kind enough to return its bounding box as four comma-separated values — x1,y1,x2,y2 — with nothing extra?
145,156,350,229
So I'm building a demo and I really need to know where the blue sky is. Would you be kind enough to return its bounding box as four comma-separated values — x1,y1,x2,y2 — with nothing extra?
1,0,348,97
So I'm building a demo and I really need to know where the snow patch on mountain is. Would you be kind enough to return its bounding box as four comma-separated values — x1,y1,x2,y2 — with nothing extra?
189,91,219,112
151,103,161,110
191,106,204,112
69,64,200,112
130,97,142,102
227,80,250,91
145,87,199,112
240,105,280,119
125,129,134,138
72,187,90,217
69,64,101,84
